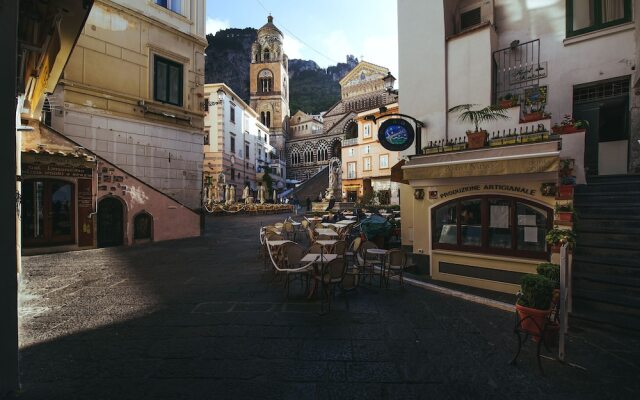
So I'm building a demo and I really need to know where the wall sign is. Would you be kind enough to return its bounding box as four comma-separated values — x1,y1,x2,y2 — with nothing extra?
378,118,415,151
439,184,537,199
23,163,93,178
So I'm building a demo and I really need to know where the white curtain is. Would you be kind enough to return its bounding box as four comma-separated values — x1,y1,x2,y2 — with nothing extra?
602,0,625,23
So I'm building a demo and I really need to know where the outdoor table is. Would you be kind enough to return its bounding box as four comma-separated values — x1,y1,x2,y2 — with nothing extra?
302,253,339,299
344,215,357,220
315,240,338,251
267,240,291,246
380,212,392,217
366,248,388,287
336,220,355,225
315,228,339,237
394,217,401,221
291,221,301,226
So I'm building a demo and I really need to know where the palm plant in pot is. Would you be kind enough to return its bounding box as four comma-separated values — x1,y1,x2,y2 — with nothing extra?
449,104,510,149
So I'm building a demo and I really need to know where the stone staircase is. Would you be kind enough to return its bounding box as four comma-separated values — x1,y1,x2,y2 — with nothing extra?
572,174,640,331
290,166,329,205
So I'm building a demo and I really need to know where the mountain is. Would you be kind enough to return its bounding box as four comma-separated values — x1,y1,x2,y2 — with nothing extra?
205,28,358,114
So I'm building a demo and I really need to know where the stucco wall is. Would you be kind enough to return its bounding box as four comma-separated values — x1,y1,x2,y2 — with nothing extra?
97,159,200,245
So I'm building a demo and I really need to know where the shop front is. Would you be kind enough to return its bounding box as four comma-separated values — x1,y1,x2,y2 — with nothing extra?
402,141,564,294
21,126,97,252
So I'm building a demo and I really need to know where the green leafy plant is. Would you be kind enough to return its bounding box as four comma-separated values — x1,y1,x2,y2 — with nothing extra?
545,227,576,247
517,274,555,310
448,104,510,133
555,202,573,212
536,263,560,287
561,114,589,129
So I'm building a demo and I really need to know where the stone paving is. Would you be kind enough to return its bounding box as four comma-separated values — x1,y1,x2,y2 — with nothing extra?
10,214,640,399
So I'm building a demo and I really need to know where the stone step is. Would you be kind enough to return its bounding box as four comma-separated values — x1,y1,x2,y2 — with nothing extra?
575,218,640,234
573,192,640,205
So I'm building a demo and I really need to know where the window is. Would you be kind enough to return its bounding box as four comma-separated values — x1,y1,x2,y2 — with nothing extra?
230,106,235,123
22,180,75,245
134,212,153,241
317,142,328,162
230,135,235,153
363,157,372,171
154,56,183,106
347,162,356,179
567,0,631,37
245,143,250,159
303,144,313,163
379,154,389,169
460,7,481,30
348,148,355,157
364,145,370,154
259,69,273,93
260,111,271,127
432,196,552,259
204,133,209,145
155,0,181,14
363,124,371,138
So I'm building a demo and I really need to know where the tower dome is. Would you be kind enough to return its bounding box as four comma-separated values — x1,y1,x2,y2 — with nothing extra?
258,15,283,38
252,15,286,63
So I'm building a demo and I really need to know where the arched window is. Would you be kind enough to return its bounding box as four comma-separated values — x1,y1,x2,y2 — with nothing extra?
259,69,273,93
266,111,271,127
345,121,358,139
317,141,328,162
134,212,153,241
290,146,301,166
263,48,270,61
260,112,265,125
303,143,313,164
432,195,552,259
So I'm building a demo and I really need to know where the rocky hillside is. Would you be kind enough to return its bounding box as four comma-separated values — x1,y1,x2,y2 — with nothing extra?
205,28,358,114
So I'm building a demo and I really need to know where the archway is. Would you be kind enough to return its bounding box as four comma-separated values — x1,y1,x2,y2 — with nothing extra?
98,197,124,247
133,212,153,241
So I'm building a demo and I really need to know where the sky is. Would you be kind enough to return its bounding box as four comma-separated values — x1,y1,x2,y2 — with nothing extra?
205,0,398,78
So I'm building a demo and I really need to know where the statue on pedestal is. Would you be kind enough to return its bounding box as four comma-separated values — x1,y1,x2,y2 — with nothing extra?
225,185,231,205
229,185,236,204
325,161,341,200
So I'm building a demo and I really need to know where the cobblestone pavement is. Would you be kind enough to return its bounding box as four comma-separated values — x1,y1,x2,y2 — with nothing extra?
11,214,640,399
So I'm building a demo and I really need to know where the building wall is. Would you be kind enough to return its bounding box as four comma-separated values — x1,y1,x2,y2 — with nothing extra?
55,0,206,208
204,83,272,198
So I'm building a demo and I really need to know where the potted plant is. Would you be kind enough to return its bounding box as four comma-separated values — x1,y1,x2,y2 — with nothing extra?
555,202,574,223
516,274,555,338
535,262,561,344
552,114,589,134
560,159,574,177
545,226,576,253
449,104,510,149
498,93,517,108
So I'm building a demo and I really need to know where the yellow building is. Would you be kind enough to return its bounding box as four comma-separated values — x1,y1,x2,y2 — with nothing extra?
49,0,207,209
341,103,402,205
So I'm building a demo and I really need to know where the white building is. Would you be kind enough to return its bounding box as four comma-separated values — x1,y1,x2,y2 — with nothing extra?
396,0,639,329
204,83,281,200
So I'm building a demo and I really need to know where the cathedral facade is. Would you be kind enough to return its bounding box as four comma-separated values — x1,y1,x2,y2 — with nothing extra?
286,61,399,185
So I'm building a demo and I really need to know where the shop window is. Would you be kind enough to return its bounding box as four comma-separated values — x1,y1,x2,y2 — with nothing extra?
432,195,552,259
134,212,153,241
154,56,183,107
22,179,75,246
567,0,631,37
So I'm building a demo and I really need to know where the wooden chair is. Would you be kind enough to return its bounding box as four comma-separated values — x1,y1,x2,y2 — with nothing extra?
282,242,310,296
312,258,347,313
356,241,383,285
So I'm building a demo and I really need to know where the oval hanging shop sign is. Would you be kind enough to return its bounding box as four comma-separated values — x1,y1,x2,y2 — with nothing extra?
378,118,415,151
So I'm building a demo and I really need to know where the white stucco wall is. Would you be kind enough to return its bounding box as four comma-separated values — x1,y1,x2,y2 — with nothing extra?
59,110,203,208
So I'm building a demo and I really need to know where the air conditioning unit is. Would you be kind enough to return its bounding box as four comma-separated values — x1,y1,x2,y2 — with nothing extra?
458,0,494,32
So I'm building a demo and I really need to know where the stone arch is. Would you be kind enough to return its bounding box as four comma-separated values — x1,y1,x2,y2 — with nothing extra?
133,211,153,241
330,137,343,160
258,69,273,93
343,119,358,139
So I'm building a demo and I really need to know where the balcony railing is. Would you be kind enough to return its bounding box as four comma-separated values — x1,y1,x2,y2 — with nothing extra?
493,39,545,102
342,137,358,147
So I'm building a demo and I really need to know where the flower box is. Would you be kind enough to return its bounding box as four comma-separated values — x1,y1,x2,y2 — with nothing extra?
423,147,441,155
557,185,574,199
443,143,467,152
556,211,573,222
521,111,545,122
552,125,587,135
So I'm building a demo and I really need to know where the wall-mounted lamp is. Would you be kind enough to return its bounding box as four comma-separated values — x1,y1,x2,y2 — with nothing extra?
208,88,226,106
414,189,425,200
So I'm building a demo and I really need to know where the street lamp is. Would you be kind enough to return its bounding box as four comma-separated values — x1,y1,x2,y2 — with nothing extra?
383,72,396,93
208,88,225,107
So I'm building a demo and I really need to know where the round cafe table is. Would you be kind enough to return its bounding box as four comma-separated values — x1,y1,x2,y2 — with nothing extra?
366,248,388,287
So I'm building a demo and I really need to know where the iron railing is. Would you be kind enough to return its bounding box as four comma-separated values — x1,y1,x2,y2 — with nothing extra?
493,39,545,103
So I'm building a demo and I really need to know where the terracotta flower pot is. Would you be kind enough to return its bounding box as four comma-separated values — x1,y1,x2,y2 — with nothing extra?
522,111,544,122
516,303,550,337
557,185,574,199
466,130,487,149
557,211,573,222
499,100,516,108
561,125,586,134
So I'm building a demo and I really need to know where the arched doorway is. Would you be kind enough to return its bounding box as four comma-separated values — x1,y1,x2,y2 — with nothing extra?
133,212,153,241
98,197,124,247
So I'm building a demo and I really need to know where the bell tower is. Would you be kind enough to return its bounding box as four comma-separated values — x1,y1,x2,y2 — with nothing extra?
250,15,290,157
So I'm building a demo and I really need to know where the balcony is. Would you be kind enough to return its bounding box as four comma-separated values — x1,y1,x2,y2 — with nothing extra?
342,137,358,147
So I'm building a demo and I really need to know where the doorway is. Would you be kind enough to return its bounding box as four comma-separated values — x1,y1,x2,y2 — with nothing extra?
573,77,630,176
22,179,75,246
98,197,124,247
